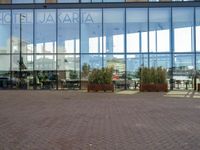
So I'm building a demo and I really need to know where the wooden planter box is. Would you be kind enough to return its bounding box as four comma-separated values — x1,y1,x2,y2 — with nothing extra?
88,84,114,92
140,83,168,92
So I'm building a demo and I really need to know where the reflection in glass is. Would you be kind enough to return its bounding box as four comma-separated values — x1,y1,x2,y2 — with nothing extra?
104,54,125,89
0,10,11,53
173,8,194,52
173,54,194,89
35,55,56,70
35,9,56,53
81,54,102,72
126,54,148,89
103,0,124,2
149,54,171,69
12,54,33,89
0,0,11,4
0,55,10,71
103,9,125,53
126,8,148,53
149,8,170,52
35,55,56,89
196,8,200,52
80,54,102,89
12,10,33,54
12,0,33,3
45,0,57,3
0,55,10,89
81,9,102,53
58,0,79,2
58,55,80,89
58,9,79,53
35,71,57,89
35,0,45,3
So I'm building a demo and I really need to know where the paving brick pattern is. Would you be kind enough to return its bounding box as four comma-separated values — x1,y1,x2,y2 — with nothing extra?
0,91,200,150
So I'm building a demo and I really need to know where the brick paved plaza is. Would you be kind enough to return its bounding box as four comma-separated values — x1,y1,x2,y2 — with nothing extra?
0,91,200,150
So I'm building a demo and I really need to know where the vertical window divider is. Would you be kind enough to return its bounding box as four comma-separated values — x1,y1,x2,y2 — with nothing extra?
79,9,81,90
147,7,150,68
170,7,174,90
10,9,13,89
194,7,197,90
102,8,104,68
194,7,196,71
125,7,127,90
56,8,58,90
33,8,36,90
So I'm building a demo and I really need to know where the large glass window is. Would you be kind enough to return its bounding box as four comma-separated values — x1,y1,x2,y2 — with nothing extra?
0,10,11,53
45,0,57,3
58,0,79,2
35,0,45,3
103,0,124,2
196,8,200,52
127,54,148,78
104,54,125,88
12,10,33,89
35,9,56,54
12,0,33,3
81,54,102,89
58,55,79,73
12,54,33,71
149,54,171,69
12,10,33,54
0,55,10,71
12,54,33,89
82,0,102,2
103,9,125,53
81,54,102,79
81,9,102,53
0,55,10,89
35,55,57,89
58,9,79,53
173,54,194,79
126,0,147,1
57,55,80,89
35,55,56,70
196,54,200,71
0,0,11,4
149,8,171,52
81,54,102,71
126,8,148,53
173,8,194,52
173,54,194,90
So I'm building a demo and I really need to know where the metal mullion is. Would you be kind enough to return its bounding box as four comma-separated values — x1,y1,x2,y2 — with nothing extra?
33,8,36,89
147,7,150,68
124,8,127,90
79,8,81,89
194,7,197,90
194,7,196,70
170,7,174,90
10,9,13,89
102,8,104,68
55,8,58,90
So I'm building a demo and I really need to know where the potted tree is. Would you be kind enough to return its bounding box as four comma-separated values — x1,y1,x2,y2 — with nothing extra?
140,67,168,92
87,67,114,92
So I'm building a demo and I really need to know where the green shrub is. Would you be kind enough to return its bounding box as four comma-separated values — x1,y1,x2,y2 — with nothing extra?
69,70,78,80
88,67,114,84
140,67,167,84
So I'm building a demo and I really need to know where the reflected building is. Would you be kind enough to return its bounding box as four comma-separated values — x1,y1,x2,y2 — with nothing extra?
0,0,200,90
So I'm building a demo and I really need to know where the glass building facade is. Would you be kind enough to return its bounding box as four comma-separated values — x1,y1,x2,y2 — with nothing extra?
0,1,200,90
